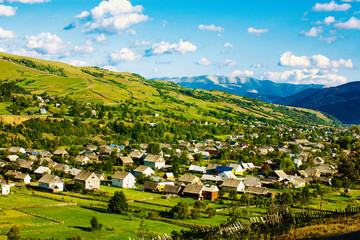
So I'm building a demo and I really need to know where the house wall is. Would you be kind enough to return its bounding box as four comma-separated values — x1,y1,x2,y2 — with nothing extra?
50,183,64,192
1,184,10,195
203,191,218,201
85,179,100,189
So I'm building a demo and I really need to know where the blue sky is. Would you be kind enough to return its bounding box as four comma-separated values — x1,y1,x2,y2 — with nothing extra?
0,0,359,86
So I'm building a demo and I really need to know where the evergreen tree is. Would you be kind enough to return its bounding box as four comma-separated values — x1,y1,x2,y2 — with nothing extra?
108,191,128,213
7,226,21,240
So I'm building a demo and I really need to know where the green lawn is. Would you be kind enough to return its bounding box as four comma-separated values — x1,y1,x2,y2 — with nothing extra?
0,193,61,210
6,205,185,240
101,185,161,200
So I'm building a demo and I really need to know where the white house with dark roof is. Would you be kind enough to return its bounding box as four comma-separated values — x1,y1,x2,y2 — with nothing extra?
39,174,64,192
133,165,155,177
111,171,136,188
143,154,165,169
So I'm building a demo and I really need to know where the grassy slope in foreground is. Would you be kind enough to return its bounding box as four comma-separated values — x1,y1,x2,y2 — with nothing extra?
0,52,336,126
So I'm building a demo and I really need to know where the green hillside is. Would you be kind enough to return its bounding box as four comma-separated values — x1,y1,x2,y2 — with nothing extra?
0,52,337,126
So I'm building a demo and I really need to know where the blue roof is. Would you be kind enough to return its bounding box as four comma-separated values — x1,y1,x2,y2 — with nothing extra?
230,141,237,145
215,166,233,172
109,144,119,148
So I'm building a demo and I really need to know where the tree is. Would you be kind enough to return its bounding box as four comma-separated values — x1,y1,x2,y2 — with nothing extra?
171,201,190,219
229,190,237,200
7,226,21,240
147,142,161,155
281,192,293,206
90,216,103,231
108,191,128,213
315,184,329,211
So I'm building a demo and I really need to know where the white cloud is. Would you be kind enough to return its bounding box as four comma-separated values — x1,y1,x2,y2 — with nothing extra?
11,49,44,58
247,27,269,35
334,17,360,29
68,60,88,67
324,16,336,25
146,40,197,56
280,51,312,68
153,67,158,73
224,42,233,48
109,48,141,62
4,0,50,3
0,5,16,17
198,24,224,32
102,65,119,72
341,0,360,2
0,46,6,52
131,39,151,46
74,40,94,54
222,59,236,67
301,26,323,37
262,69,347,86
313,1,351,12
25,32,66,55
231,70,254,77
70,0,148,34
95,33,107,42
75,11,90,19
0,27,14,39
279,51,353,69
197,57,211,66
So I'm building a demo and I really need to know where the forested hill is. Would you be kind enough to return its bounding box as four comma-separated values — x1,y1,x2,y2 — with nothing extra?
0,52,337,126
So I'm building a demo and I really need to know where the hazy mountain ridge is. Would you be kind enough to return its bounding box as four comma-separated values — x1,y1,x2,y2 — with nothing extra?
152,75,324,103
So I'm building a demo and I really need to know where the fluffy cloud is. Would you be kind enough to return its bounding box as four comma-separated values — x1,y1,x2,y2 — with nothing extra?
74,40,94,54
0,5,16,16
68,0,148,34
109,48,141,62
198,24,224,32
279,51,353,69
319,36,337,44
262,69,347,86
231,70,254,77
313,1,351,11
222,59,236,67
247,27,269,35
25,32,66,55
334,17,360,29
0,27,15,39
224,42,233,48
95,33,107,42
250,63,263,68
68,60,88,67
301,26,323,37
145,40,197,56
197,57,211,66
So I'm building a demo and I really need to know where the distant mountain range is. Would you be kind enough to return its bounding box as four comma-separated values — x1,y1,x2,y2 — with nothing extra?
152,76,324,103
153,76,360,124
276,81,360,124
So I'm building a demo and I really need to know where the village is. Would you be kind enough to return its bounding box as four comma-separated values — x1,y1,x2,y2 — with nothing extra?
0,124,349,200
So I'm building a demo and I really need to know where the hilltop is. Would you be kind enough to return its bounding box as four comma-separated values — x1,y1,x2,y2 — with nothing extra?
0,52,336,126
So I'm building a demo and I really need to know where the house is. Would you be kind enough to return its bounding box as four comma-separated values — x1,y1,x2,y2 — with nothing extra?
0,176,10,195
177,174,202,185
111,171,136,188
95,172,106,181
201,174,223,183
39,108,47,114
215,166,233,174
188,165,206,173
119,156,134,166
75,156,91,165
303,167,321,178
202,185,219,201
18,160,33,171
245,186,269,195
205,163,221,174
221,179,245,192
74,170,100,190
244,176,261,187
99,145,112,155
178,140,190,148
289,177,306,188
294,159,302,167
163,172,175,180
7,155,19,162
317,164,336,175
53,149,69,158
133,165,155,177
39,174,64,192
163,184,181,195
143,181,160,192
218,171,237,179
143,154,166,169
227,164,244,175
270,170,288,181
34,166,52,177
128,150,145,162
8,147,26,154
182,184,204,199
14,173,31,184
53,164,70,173
314,157,325,165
